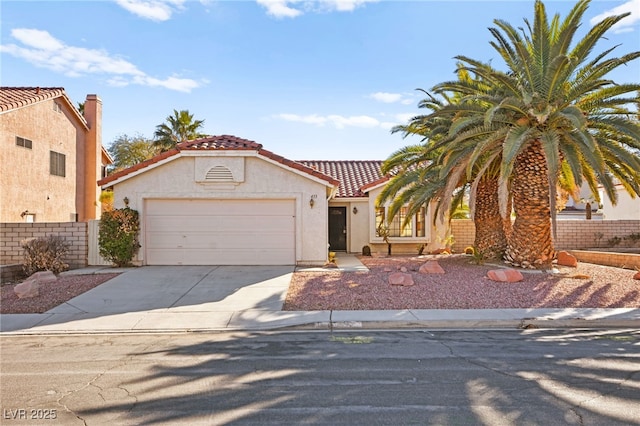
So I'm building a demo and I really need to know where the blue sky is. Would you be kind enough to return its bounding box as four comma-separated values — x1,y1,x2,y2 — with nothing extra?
2,0,639,160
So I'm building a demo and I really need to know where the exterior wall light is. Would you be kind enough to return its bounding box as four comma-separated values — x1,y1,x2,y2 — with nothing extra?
123,197,130,207
353,207,358,214
309,197,315,208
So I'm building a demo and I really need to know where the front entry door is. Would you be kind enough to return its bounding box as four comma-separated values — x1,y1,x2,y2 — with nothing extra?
328,207,347,251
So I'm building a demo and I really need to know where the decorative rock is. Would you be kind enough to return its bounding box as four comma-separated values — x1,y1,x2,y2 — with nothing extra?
389,272,414,286
400,267,408,272
14,279,39,298
324,262,338,269
487,269,524,283
419,261,445,274
30,270,57,283
383,267,392,272
557,251,578,267
634,271,640,280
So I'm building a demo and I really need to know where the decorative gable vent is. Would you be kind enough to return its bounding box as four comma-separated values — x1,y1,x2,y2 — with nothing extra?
205,165,234,182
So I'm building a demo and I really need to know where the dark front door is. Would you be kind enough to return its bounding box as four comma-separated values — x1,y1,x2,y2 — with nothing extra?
328,207,347,251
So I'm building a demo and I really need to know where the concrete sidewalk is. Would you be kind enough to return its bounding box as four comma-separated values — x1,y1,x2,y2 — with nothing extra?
1,254,639,334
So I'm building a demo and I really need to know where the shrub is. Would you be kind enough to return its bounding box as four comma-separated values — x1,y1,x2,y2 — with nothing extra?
99,207,140,267
21,235,70,275
624,232,640,247
607,236,622,247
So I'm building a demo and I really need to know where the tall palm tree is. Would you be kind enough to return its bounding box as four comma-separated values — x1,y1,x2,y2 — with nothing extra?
449,0,640,268
153,109,206,152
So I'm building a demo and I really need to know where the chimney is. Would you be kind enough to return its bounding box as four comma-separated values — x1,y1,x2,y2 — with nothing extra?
83,94,103,220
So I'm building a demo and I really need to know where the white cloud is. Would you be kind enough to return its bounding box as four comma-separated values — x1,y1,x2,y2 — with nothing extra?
256,0,303,18
369,91,417,105
1,28,202,93
369,92,403,103
590,0,639,33
274,112,417,129
318,0,377,12
257,0,376,18
115,0,186,21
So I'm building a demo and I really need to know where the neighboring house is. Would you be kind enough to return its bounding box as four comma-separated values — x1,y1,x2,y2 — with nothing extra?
600,182,640,220
0,87,112,223
559,181,640,221
98,135,444,266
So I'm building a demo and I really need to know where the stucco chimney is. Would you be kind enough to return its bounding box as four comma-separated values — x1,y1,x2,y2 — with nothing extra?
83,94,103,220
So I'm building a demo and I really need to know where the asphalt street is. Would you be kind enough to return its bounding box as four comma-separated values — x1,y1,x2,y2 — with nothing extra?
1,329,639,425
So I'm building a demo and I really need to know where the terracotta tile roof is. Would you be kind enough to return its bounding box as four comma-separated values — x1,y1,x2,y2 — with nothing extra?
0,86,87,128
180,135,263,151
99,135,340,188
298,161,384,198
2,87,64,111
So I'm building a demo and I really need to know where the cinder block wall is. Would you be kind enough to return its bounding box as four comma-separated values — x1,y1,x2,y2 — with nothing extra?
451,219,640,251
0,222,88,269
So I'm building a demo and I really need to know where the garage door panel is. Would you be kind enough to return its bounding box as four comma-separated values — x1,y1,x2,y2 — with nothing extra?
147,199,294,216
145,199,295,265
147,215,293,232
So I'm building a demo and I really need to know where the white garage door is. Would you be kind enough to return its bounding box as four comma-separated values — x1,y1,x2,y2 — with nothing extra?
145,199,295,265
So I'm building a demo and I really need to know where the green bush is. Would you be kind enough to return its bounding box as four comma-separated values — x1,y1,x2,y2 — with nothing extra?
99,207,140,267
21,235,70,275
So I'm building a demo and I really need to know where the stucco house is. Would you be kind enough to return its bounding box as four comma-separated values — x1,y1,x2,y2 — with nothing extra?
98,135,445,266
0,87,112,223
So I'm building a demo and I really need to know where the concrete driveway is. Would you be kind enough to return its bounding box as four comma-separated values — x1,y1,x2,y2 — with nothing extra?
50,265,294,315
1,265,323,333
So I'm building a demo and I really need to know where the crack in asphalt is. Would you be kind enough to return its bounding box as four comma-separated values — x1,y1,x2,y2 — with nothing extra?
56,336,169,424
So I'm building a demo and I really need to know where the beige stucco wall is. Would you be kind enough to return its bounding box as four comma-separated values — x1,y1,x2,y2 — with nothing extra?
601,186,640,220
109,153,332,265
0,99,80,222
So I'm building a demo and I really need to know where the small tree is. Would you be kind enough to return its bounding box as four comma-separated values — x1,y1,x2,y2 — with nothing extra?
99,207,140,267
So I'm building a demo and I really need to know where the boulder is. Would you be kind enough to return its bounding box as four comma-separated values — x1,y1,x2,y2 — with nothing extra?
14,279,39,298
400,266,408,272
29,270,57,283
557,251,578,267
419,261,445,274
634,271,640,280
487,269,524,283
389,272,414,286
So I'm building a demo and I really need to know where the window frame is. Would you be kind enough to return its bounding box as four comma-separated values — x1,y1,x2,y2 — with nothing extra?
374,204,427,240
16,136,33,149
50,151,66,177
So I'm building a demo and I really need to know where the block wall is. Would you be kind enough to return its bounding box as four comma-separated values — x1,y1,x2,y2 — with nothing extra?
0,222,88,270
450,219,640,251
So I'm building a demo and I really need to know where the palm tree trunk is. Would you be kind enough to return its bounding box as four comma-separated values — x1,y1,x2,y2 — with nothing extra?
474,175,507,260
504,140,555,268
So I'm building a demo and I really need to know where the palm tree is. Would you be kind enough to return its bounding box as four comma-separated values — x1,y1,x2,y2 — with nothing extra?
153,109,206,151
448,0,640,268
380,83,512,260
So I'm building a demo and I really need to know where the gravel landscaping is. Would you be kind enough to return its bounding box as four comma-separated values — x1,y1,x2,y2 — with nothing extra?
1,273,120,314
2,255,638,314
284,254,640,311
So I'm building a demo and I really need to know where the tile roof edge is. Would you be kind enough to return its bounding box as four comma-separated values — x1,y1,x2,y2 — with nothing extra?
0,87,88,129
98,148,180,187
258,148,340,186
